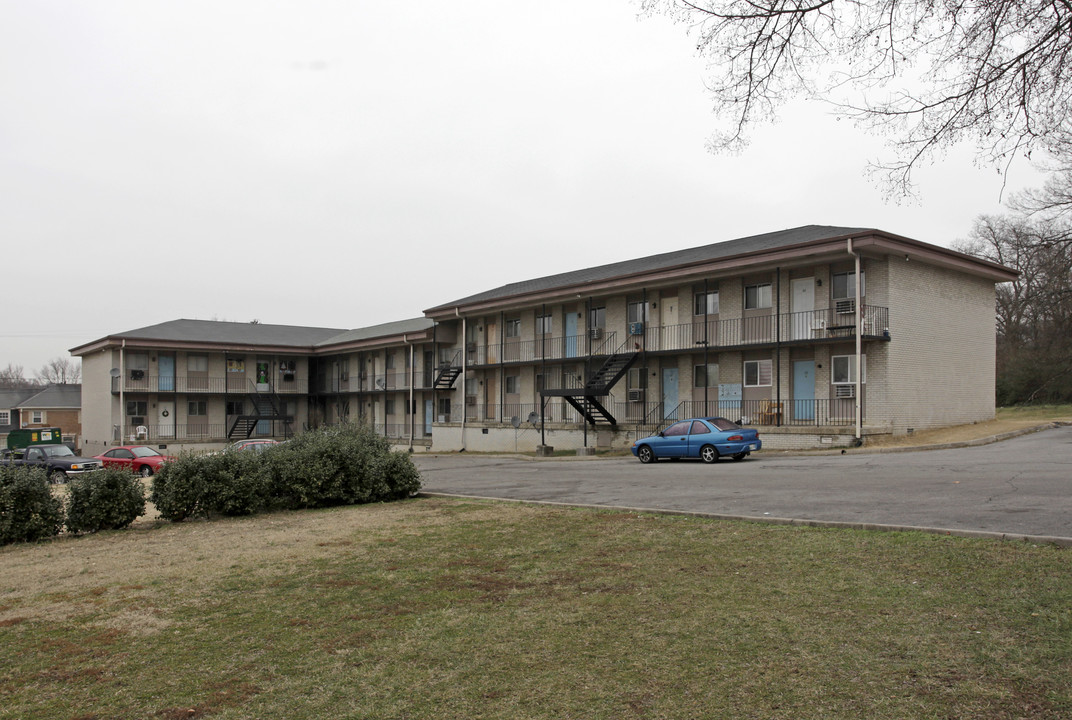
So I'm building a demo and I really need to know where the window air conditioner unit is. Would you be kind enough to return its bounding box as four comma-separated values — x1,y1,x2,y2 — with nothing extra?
465,395,477,406
628,322,644,336
130,369,145,380
835,299,855,315
835,384,856,398
466,342,476,352
589,327,603,339
627,389,645,402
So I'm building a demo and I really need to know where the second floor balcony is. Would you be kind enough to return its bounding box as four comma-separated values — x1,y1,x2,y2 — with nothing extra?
462,306,889,366
113,374,309,395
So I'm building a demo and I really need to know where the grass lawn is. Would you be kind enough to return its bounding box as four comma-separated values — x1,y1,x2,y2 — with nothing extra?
1,497,1070,719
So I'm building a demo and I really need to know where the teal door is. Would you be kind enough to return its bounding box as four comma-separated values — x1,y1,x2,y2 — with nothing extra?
565,312,578,357
158,355,174,392
425,399,433,436
662,368,679,419
793,361,815,421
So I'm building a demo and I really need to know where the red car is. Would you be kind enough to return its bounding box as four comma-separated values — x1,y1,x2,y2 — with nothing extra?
95,445,174,476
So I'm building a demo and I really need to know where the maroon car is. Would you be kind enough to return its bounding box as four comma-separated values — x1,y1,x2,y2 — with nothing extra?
95,445,174,476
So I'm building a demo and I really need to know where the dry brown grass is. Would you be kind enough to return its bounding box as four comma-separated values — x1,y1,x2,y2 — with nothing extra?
864,405,1072,449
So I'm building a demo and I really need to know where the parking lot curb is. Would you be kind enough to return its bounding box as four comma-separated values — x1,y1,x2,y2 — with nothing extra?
419,492,1072,547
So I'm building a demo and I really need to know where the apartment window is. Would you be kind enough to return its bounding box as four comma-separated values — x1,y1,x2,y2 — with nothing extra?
536,314,553,335
694,363,719,388
627,301,649,325
505,318,521,338
505,375,520,395
744,283,772,310
187,355,208,372
188,401,207,416
832,271,865,299
127,401,147,417
31,411,44,424
832,355,867,384
627,367,648,389
386,353,395,370
589,306,605,330
386,397,396,415
226,400,244,415
0,410,9,425
743,359,773,387
128,353,148,380
694,289,719,315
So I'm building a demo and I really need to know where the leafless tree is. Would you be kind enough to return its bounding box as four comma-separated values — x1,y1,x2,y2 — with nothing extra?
36,357,82,385
0,364,38,389
957,214,1072,403
644,0,1072,193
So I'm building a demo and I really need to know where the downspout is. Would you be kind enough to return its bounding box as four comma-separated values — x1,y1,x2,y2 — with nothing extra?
119,339,125,445
460,311,467,448
847,238,863,445
703,279,709,412
540,303,546,447
775,268,781,426
405,334,414,452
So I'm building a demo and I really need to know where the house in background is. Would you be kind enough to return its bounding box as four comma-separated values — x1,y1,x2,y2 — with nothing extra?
1,385,83,449
1,388,36,447
71,226,1017,453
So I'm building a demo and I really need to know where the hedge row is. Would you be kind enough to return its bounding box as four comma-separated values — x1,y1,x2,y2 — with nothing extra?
0,466,145,545
150,423,422,522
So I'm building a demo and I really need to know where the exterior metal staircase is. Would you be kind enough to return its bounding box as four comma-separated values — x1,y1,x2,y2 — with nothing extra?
433,350,462,389
542,340,639,427
227,381,294,439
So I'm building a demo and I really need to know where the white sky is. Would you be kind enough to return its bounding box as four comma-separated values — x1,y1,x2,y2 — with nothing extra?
1,0,1044,374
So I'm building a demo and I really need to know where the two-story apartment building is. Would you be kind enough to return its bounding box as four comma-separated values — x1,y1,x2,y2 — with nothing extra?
72,226,1017,453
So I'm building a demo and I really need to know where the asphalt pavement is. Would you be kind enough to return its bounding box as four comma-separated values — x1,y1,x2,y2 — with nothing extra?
414,424,1072,545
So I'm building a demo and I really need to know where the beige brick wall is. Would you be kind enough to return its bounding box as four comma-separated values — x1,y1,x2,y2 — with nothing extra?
882,259,997,431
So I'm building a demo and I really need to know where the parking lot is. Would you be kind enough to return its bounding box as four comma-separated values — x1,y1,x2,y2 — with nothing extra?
415,424,1072,543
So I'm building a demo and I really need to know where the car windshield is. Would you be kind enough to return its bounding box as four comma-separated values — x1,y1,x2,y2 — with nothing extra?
706,417,741,431
42,445,75,457
131,447,162,458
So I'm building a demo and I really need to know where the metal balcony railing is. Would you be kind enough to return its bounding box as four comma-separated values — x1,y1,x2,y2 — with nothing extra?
441,397,864,430
113,375,308,394
467,331,619,366
639,306,889,352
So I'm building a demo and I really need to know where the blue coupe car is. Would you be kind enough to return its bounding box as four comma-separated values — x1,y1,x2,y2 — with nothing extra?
631,417,761,464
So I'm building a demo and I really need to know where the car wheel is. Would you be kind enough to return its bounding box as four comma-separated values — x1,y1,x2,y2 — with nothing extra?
140,465,154,477
637,445,654,464
700,445,719,464
50,470,67,484
732,452,748,461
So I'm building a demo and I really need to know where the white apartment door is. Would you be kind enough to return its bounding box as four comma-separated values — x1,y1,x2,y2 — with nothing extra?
158,401,175,438
791,277,815,340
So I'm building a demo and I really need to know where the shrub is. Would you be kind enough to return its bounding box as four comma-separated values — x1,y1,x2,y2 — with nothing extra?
0,466,64,545
265,423,421,509
151,423,422,522
151,450,268,521
65,469,146,534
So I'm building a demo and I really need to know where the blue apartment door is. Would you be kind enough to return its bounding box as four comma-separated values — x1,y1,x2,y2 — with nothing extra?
662,368,679,419
158,355,175,392
425,399,433,436
565,312,578,357
793,361,815,421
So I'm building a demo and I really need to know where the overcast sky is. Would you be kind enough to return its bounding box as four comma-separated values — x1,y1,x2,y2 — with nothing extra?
1,0,1045,375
